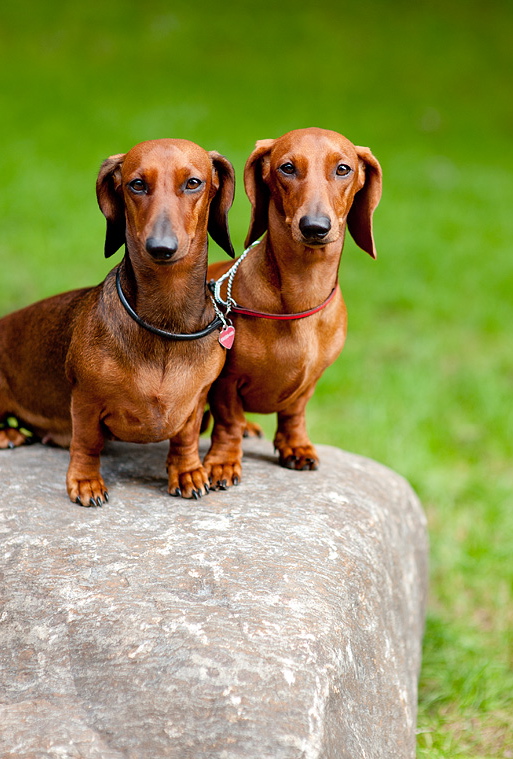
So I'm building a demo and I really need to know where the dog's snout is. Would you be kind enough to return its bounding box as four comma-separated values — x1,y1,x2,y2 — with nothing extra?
298,215,332,240
145,211,179,261
145,234,179,261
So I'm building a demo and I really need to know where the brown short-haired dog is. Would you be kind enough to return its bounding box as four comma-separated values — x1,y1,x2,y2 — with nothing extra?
0,138,235,504
204,127,382,488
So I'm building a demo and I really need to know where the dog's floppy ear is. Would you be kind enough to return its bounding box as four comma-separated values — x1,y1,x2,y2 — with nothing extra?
347,147,382,259
96,153,126,258
243,139,275,247
208,152,236,258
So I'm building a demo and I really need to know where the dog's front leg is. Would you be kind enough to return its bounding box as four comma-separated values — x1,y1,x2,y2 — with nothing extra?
273,383,319,471
66,391,107,507
203,377,246,489
167,392,210,500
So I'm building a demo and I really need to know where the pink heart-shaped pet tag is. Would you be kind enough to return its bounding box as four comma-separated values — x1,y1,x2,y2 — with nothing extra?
218,325,235,349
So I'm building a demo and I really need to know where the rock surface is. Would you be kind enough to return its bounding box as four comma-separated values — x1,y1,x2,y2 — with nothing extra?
0,438,428,759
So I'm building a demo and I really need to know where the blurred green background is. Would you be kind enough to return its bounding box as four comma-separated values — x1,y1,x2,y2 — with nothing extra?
1,0,512,754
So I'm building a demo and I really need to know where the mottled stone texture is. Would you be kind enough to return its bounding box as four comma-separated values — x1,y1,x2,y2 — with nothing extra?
1,438,428,759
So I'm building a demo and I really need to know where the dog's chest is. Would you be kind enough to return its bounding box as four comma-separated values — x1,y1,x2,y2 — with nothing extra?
234,317,345,411
101,363,203,442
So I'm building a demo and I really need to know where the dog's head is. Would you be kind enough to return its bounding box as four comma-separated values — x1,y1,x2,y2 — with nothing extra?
96,139,235,262
243,127,382,258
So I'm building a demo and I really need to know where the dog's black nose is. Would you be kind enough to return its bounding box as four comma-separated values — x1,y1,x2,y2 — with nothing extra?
299,215,331,240
145,235,179,261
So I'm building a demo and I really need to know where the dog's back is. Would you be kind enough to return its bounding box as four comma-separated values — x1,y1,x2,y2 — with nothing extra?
0,287,97,445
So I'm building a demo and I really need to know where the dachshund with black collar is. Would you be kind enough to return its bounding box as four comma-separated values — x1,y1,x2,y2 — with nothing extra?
0,138,235,503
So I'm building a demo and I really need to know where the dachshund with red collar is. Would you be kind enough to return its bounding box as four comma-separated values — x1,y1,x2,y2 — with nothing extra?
205,127,382,488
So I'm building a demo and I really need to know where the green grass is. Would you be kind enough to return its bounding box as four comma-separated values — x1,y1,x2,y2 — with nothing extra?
1,0,512,754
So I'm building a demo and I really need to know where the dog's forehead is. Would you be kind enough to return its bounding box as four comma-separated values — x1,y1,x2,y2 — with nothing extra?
122,139,211,176
272,128,357,162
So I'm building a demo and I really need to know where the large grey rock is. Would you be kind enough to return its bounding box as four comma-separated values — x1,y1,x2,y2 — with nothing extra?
0,438,428,759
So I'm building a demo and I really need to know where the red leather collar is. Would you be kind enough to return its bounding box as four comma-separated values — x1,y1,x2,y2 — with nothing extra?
229,285,338,320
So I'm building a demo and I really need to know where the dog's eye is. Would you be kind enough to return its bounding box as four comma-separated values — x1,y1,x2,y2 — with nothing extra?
336,164,352,177
128,179,147,194
185,177,203,191
279,162,296,175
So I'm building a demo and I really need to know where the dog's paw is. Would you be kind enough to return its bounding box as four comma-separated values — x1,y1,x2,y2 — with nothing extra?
67,477,108,507
168,465,211,500
0,427,29,449
0,416,36,449
276,444,319,471
242,420,264,439
205,461,242,490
